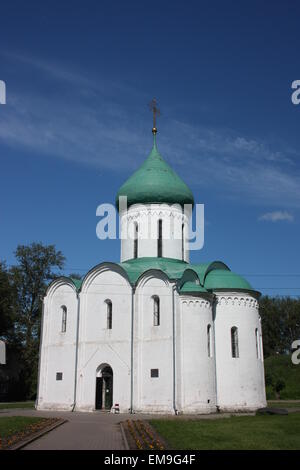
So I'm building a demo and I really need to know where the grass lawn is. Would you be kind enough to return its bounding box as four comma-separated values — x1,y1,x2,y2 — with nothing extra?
150,413,300,450
0,416,49,449
0,416,43,439
0,401,35,410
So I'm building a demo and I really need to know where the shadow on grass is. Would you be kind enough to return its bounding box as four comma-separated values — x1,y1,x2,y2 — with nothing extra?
0,401,35,410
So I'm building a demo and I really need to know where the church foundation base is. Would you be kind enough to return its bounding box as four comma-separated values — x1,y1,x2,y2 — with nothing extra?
217,402,267,413
36,402,74,411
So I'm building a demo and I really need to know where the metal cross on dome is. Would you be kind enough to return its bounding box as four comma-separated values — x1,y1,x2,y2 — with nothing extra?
149,98,160,134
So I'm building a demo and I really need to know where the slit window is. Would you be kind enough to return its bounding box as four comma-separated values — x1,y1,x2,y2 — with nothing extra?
106,300,112,329
158,219,162,257
231,326,239,358
182,223,184,260
255,328,259,358
133,222,138,259
153,296,160,326
61,306,67,333
207,324,212,357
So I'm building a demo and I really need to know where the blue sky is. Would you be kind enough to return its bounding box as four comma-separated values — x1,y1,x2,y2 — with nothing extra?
1,0,300,296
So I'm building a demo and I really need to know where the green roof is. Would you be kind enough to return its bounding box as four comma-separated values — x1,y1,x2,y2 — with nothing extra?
188,261,230,285
119,257,188,284
119,257,256,293
70,278,83,289
179,281,209,294
56,258,257,297
116,137,194,210
204,269,253,291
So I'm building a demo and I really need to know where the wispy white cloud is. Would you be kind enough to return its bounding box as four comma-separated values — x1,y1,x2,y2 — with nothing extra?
1,51,300,208
1,51,94,88
161,120,300,208
0,92,148,171
258,211,294,222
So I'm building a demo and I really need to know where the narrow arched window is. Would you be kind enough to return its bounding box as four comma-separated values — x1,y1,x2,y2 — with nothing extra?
207,324,212,357
61,306,67,333
157,219,162,257
182,223,185,261
231,326,239,358
106,300,112,329
133,222,138,259
153,296,160,326
255,328,259,358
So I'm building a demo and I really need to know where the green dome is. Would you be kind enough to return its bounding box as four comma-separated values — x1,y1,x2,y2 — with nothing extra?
204,269,253,291
116,137,194,210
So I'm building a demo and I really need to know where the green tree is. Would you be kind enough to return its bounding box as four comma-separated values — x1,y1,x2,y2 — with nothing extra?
260,296,300,358
260,296,283,357
10,243,65,399
0,261,15,340
275,379,286,399
280,297,300,353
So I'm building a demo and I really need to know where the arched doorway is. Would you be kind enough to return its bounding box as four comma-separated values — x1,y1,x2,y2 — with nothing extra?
95,365,113,410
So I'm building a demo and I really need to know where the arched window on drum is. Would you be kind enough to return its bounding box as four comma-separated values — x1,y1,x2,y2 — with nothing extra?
133,222,138,259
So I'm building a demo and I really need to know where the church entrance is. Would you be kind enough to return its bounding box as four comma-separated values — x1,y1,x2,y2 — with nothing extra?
95,365,113,410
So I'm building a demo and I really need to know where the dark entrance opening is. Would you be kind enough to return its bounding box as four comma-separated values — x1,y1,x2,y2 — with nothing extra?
95,377,103,410
95,365,113,410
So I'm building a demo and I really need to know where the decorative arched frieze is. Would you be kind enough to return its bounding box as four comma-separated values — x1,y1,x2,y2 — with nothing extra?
124,205,189,224
180,298,211,309
215,294,259,309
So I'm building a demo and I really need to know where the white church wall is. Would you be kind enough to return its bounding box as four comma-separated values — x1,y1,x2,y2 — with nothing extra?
214,293,266,411
120,203,190,262
177,296,216,413
134,271,175,413
37,281,78,410
75,266,132,412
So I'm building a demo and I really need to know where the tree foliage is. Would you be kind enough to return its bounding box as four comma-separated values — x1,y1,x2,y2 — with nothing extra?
68,273,82,280
8,243,65,399
0,261,15,340
260,296,300,357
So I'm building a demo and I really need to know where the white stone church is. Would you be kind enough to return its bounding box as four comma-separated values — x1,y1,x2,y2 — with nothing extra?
36,122,266,414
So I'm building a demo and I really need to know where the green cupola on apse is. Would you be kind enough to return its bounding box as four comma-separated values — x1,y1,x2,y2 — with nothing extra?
116,99,194,211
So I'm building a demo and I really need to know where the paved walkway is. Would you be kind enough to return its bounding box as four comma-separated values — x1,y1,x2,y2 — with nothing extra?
1,409,127,450
0,408,257,450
